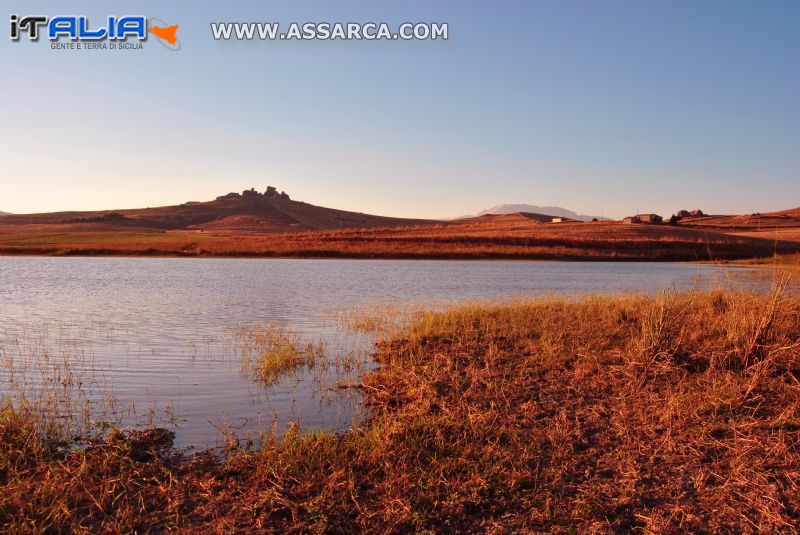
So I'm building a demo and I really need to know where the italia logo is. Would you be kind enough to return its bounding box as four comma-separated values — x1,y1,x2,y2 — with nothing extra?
9,15,180,50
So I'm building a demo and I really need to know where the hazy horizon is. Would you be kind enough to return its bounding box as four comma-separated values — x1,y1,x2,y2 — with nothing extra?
2,188,781,221
2,0,798,219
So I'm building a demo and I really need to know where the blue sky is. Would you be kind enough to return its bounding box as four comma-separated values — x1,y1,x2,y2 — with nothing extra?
1,0,798,218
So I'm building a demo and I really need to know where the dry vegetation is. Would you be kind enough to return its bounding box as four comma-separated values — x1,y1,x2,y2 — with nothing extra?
237,325,325,385
1,218,798,261
2,275,800,532
2,195,799,261
733,253,800,266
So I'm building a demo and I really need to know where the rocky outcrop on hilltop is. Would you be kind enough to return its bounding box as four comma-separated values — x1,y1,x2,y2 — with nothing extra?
216,186,291,201
676,209,705,218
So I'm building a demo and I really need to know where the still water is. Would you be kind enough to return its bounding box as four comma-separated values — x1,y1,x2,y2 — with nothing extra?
0,257,767,447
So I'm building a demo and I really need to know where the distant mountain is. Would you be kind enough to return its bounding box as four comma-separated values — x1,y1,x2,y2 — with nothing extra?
0,211,11,216
472,204,609,222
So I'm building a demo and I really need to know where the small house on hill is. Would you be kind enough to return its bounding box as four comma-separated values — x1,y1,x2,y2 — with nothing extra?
623,214,663,225
550,217,575,223
639,214,663,224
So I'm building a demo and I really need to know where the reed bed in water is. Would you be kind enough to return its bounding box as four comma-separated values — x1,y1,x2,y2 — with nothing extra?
1,270,800,531
236,325,326,386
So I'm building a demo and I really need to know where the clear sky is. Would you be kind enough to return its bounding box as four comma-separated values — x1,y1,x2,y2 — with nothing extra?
1,0,798,219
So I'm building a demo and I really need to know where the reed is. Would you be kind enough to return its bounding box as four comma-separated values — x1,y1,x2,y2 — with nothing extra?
237,325,325,385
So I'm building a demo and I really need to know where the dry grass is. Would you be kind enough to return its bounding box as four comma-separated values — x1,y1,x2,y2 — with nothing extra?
2,219,798,260
723,254,800,284
732,253,800,266
236,325,325,386
2,281,800,532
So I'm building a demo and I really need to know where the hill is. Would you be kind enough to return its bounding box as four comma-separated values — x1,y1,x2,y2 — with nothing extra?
0,187,432,233
473,203,609,221
771,206,800,218
1,193,799,260
455,212,558,224
671,207,800,246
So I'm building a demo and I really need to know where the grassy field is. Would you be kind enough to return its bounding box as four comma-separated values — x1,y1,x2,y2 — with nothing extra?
2,277,799,532
2,193,798,261
1,219,798,261
726,253,800,269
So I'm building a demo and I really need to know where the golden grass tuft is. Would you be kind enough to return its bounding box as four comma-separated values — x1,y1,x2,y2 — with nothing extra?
236,325,325,385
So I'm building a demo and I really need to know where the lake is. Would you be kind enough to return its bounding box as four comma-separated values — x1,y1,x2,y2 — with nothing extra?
0,257,769,448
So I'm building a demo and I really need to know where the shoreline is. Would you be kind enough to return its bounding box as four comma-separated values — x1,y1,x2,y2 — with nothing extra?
3,289,798,531
0,250,780,263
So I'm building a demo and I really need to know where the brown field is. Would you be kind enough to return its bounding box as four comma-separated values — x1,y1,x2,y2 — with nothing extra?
676,206,800,231
731,228,800,243
1,217,799,261
2,195,800,261
2,280,800,532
